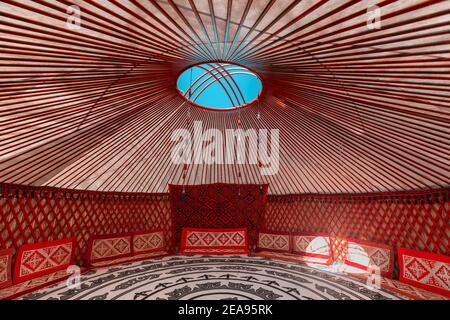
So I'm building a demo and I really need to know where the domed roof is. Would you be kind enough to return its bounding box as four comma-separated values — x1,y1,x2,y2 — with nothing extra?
0,1,448,194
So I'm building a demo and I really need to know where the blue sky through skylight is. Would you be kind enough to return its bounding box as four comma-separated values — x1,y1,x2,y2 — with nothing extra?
177,63,262,110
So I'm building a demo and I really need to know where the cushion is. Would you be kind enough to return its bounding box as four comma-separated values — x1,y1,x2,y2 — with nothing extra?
398,247,450,298
257,231,291,253
180,228,249,255
344,238,394,278
291,232,332,265
292,233,331,258
133,230,165,254
0,248,13,289
13,238,75,284
87,233,132,265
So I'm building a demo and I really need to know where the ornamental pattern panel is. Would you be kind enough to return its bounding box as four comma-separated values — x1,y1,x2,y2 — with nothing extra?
169,184,268,251
90,236,131,261
180,228,249,255
292,234,331,258
133,231,165,254
14,239,74,283
257,232,291,252
399,248,450,297
185,230,246,247
345,239,394,278
0,249,13,289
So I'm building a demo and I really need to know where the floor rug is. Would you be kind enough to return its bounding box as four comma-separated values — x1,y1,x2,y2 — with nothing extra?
20,255,403,300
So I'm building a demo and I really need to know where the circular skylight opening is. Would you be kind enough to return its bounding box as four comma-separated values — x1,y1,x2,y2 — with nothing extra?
177,62,263,110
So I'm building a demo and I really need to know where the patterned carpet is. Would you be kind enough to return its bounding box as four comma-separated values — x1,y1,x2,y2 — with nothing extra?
20,255,403,300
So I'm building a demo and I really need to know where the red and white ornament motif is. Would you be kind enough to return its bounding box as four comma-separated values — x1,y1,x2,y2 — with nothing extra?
347,242,391,273
180,228,249,255
12,239,75,284
91,236,131,261
133,231,164,253
0,255,9,284
403,255,449,292
185,230,246,247
398,248,450,297
257,233,290,252
19,243,72,277
293,235,331,257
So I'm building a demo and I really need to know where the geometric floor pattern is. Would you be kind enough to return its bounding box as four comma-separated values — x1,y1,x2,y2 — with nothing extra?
20,256,403,300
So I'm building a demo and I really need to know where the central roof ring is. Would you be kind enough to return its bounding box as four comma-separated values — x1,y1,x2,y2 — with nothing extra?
176,62,263,111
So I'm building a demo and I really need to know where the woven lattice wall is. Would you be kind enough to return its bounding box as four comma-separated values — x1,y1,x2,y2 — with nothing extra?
0,184,172,266
265,188,450,274
0,183,448,273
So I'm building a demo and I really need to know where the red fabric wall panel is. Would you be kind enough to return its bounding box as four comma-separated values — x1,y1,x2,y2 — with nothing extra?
169,183,268,251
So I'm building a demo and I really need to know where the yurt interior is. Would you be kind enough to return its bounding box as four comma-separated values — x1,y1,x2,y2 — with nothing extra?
0,0,449,309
